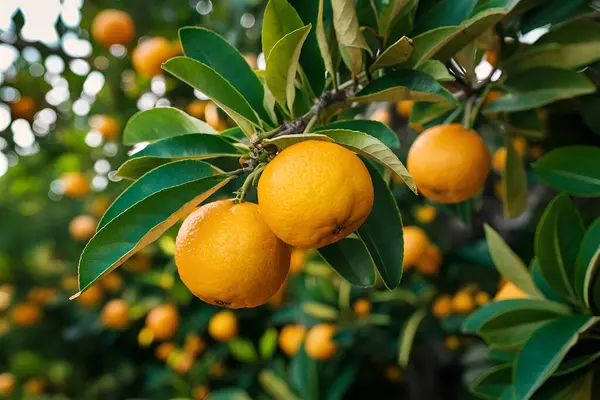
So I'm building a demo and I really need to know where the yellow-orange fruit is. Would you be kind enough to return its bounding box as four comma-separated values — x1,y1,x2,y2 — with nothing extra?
384,365,403,382
69,215,97,241
452,290,475,314
204,102,221,128
370,109,391,125
10,302,41,327
61,172,90,199
9,96,37,121
414,204,437,224
495,282,528,301
208,311,238,342
402,226,429,268
88,196,111,217
243,53,258,69
353,298,371,318
184,334,206,357
445,336,460,350
77,285,104,308
155,342,176,361
0,373,15,396
279,324,307,356
146,304,179,341
23,378,45,395
100,272,123,293
193,385,210,400
415,244,442,276
186,100,207,119
475,291,491,306
89,115,120,140
289,248,306,274
132,37,176,78
91,9,135,47
396,101,414,119
305,324,337,360
100,299,130,330
432,295,452,319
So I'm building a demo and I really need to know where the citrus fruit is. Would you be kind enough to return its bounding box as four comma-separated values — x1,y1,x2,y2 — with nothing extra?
173,352,194,374
445,336,460,350
244,53,258,69
184,334,206,356
396,100,414,119
208,311,238,342
204,102,221,128
10,302,42,327
186,100,207,119
402,226,429,268
209,362,226,377
100,272,123,293
485,49,497,66
279,324,307,356
89,114,120,140
176,199,290,308
27,287,57,304
269,279,287,307
452,290,475,314
88,196,111,217
146,304,179,341
9,96,37,120
61,172,90,198
23,378,45,395
289,248,306,274
432,295,452,318
69,215,97,241
91,9,135,47
193,385,210,400
258,140,374,249
492,139,526,173
124,254,152,273
76,285,103,308
475,291,491,306
353,298,371,318
415,244,442,276
155,342,176,361
370,108,391,125
384,365,403,382
100,299,130,330
407,124,491,203
0,373,15,396
305,324,337,360
495,282,528,300
414,204,436,224
132,37,176,78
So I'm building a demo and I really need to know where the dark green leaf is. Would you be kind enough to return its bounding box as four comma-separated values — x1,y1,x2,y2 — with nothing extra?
371,36,414,70
531,258,569,304
289,346,318,400
554,341,600,377
207,388,252,400
404,26,461,67
316,0,336,81
521,0,586,34
314,120,399,148
479,310,561,347
488,346,519,363
379,0,415,42
470,364,514,400
580,94,600,136
326,363,359,400
412,0,477,35
409,102,457,125
318,235,376,287
415,60,455,81
503,137,528,218
575,217,600,308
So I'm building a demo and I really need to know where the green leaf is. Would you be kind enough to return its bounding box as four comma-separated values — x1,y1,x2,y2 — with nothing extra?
378,0,414,42
470,364,514,400
531,258,569,305
352,70,456,104
484,224,540,296
533,146,600,197
462,298,569,334
485,68,597,113
314,120,399,148
316,0,336,81
535,194,585,301
331,0,370,75
503,138,528,218
259,328,278,360
479,310,562,347
398,309,427,367
73,166,234,295
262,0,304,59
326,363,359,400
162,57,260,136
520,0,586,34
554,342,600,377
514,315,597,400
412,0,477,35
488,346,519,363
531,370,592,400
301,302,339,320
575,217,600,308
179,27,270,124
229,338,259,363
259,369,301,400
409,102,457,125
580,94,600,136
318,235,376,287
415,60,455,82
123,107,216,145
207,388,252,400
357,160,404,289
116,134,242,180
404,26,461,67
266,25,312,112
289,347,318,399
371,36,414,70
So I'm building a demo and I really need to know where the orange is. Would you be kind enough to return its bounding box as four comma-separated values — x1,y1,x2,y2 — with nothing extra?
396,101,414,119
186,100,207,119
91,9,135,47
278,324,307,356
410,123,424,133
176,200,290,308
0,373,15,396
269,279,287,307
89,114,120,140
61,172,90,198
100,272,123,293
10,302,42,327
475,291,491,306
9,96,37,121
23,378,45,395
485,90,503,106
384,365,403,382
407,124,491,203
155,342,176,361
289,248,306,274
495,282,528,301
492,147,507,173
208,311,238,342
485,49,497,66
184,334,206,357
88,196,111,217
432,295,452,319
204,102,221,128
414,204,436,224
146,304,179,341
512,137,527,155
193,385,210,400
69,215,97,241
305,324,337,360
132,37,176,78
494,180,505,200
124,254,152,273
244,53,258,69
76,284,103,308
138,327,154,347
353,298,371,318
402,226,429,268
445,336,460,350
27,287,57,304
452,290,475,314
100,299,130,330
416,244,442,276
258,141,374,249
62,275,79,292
370,108,391,125
173,352,194,374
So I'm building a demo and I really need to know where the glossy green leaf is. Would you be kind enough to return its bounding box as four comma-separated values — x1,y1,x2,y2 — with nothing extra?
531,370,592,400
404,26,461,67
485,68,597,113
484,224,540,296
531,258,569,305
318,236,376,287
554,341,600,377
520,0,586,34
207,388,252,400
259,328,278,360
575,217,600,307
116,157,177,181
314,120,400,148
378,0,414,41
122,107,216,145
371,36,414,70
263,133,334,149
73,169,234,295
514,315,597,400
163,57,259,136
409,102,457,125
326,363,359,400
415,60,455,81
503,138,528,218
179,27,270,123
505,110,547,140
357,160,404,289
488,346,519,363
470,364,514,400
535,194,585,301
262,0,304,58
259,369,301,400
479,310,561,347
316,0,335,81
266,25,312,112
229,338,259,363
352,70,456,104
398,309,427,367
331,0,370,75
412,0,477,35
533,146,600,197
289,346,318,400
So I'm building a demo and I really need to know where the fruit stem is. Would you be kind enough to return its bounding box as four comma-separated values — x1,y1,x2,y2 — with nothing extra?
234,172,254,204
462,95,476,130
304,115,318,133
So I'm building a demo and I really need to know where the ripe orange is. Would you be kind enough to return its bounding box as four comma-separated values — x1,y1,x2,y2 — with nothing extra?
492,139,526,173
27,287,57,304
204,102,221,128
88,196,111,217
100,299,130,330
9,96,37,121
176,200,290,308
452,290,475,314
208,311,238,342
432,295,452,318
69,215,97,241
155,342,176,361
132,37,176,78
407,124,491,203
353,298,371,318
445,336,460,350
258,141,374,249
184,334,206,357
268,278,287,307
186,100,207,119
91,9,135,47
0,373,15,396
494,180,505,200
193,385,210,400
23,378,45,395
305,324,337,360
495,282,528,301
76,284,104,308
173,352,194,374
146,304,179,341
402,226,429,268
485,49,497,66
124,254,152,273
396,100,414,119
10,302,42,327
370,108,391,125
415,244,442,276
100,272,123,293
244,53,258,69
289,248,306,274
61,172,90,199
209,362,226,377
89,115,120,140
475,291,491,306
278,324,307,356
414,204,436,224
